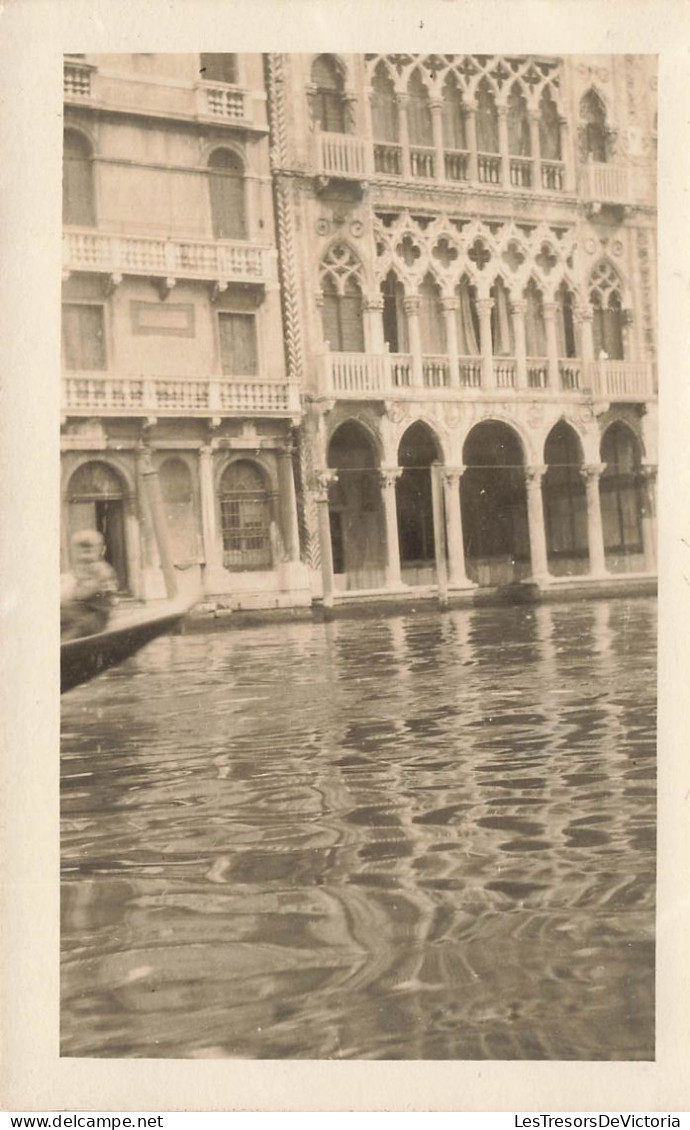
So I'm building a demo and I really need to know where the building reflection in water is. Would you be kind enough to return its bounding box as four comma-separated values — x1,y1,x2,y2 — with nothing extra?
62,597,656,1060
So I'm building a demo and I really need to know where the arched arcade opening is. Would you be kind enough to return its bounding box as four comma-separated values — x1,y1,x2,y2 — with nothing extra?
543,421,588,576
327,421,384,590
396,421,441,586
461,421,530,586
66,460,129,590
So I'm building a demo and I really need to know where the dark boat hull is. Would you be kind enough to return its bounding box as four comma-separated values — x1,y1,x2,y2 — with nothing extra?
61,604,192,693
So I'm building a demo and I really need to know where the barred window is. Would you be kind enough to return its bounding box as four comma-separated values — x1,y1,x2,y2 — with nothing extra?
219,460,272,570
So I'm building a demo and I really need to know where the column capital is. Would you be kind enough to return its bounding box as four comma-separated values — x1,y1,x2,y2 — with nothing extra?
639,463,658,481
575,302,593,323
442,466,465,488
510,299,527,316
542,301,559,320
395,91,410,107
363,296,385,313
476,297,495,315
581,462,606,481
403,295,421,315
441,296,460,312
525,464,547,485
496,103,509,119
311,468,338,503
379,466,402,489
429,97,445,112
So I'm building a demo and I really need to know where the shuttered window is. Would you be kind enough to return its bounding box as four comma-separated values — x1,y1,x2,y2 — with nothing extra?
62,304,106,370
208,149,246,240
63,130,95,227
321,276,364,353
200,54,238,84
218,312,258,375
311,55,347,133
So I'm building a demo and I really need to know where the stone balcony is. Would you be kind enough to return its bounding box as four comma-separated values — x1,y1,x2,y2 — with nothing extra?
63,228,277,287
316,131,369,180
62,373,300,418
318,352,656,400
63,60,258,131
578,162,652,209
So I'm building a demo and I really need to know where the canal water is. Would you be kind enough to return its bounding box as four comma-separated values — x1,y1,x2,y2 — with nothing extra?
61,597,656,1060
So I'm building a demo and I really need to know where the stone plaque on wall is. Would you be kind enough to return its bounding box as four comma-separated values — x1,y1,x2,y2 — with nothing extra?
130,301,195,336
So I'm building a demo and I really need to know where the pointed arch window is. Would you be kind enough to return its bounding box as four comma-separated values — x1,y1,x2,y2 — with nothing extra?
524,280,546,357
455,277,480,356
63,129,95,227
442,74,466,151
507,84,530,156
581,89,609,163
490,279,514,356
321,275,365,353
600,424,643,554
219,460,273,570
311,55,348,133
200,54,238,85
555,282,576,358
381,270,408,353
590,261,625,360
418,275,446,355
476,79,499,153
539,88,562,161
208,149,246,240
370,64,399,143
407,71,433,146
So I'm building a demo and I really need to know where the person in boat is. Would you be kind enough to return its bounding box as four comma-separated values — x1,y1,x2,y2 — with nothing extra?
60,529,118,641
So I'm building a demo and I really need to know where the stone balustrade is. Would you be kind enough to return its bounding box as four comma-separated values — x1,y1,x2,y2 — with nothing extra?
62,373,298,416
317,132,369,179
63,229,274,284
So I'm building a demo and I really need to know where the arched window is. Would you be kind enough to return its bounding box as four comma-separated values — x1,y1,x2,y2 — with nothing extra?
507,84,530,156
490,278,514,356
321,275,364,353
407,71,432,146
418,274,446,355
208,149,246,240
524,279,546,358
581,89,609,163
370,63,399,143
311,55,348,133
200,54,238,85
160,457,197,564
600,424,643,555
476,78,499,153
590,261,625,360
539,88,562,161
219,460,272,570
442,74,466,152
381,270,408,354
555,282,576,359
543,423,588,564
63,129,95,227
455,276,480,357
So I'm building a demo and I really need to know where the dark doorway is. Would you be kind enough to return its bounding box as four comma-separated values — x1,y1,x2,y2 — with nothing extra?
462,421,529,586
396,421,440,583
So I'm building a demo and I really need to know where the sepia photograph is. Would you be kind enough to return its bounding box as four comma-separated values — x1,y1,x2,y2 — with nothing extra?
59,49,657,1061
2,0,690,1114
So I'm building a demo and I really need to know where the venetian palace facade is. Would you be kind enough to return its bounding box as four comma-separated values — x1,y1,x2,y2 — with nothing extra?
62,53,657,610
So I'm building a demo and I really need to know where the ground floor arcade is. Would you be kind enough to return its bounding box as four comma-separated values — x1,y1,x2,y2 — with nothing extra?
309,401,657,607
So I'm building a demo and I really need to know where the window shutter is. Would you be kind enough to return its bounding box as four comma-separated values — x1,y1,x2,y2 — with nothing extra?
219,313,258,375
62,305,106,370
208,151,246,240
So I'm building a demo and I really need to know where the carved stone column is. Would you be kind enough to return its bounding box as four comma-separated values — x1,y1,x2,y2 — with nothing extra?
404,295,424,387
497,105,511,188
443,467,473,587
559,116,573,191
524,465,550,582
379,467,403,588
510,299,528,390
577,303,595,392
528,111,541,183
312,469,338,608
640,464,657,572
364,295,386,354
430,98,445,181
542,300,560,389
477,297,495,389
581,463,608,576
465,107,478,181
278,448,301,564
397,93,411,178
441,296,461,387
199,443,226,591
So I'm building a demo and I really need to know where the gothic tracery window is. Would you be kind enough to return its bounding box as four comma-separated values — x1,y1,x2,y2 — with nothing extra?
311,55,348,133
580,89,610,163
589,260,625,360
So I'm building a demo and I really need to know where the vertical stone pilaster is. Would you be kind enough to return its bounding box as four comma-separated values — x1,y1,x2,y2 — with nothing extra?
581,463,608,576
404,295,424,387
198,443,226,592
430,98,445,181
524,465,550,582
443,468,473,588
312,469,338,607
542,301,560,389
364,296,385,354
510,299,528,390
640,464,657,572
465,108,478,181
397,93,411,178
278,448,301,564
497,105,511,189
379,468,403,588
441,296,460,387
